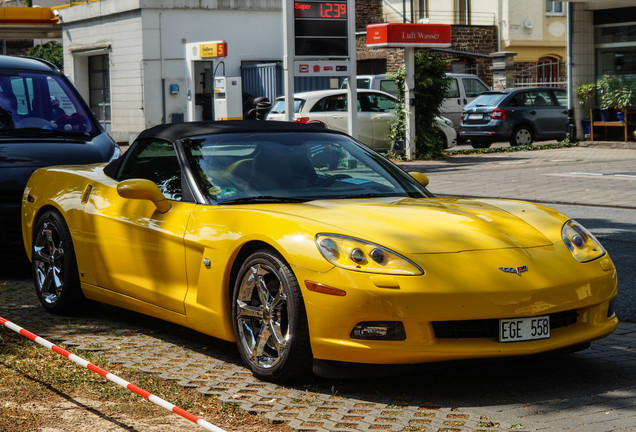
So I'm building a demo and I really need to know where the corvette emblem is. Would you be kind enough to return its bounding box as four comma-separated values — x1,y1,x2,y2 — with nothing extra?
499,265,528,276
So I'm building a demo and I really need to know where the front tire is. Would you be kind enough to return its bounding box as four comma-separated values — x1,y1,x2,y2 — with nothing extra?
32,211,85,314
432,128,448,148
232,249,312,382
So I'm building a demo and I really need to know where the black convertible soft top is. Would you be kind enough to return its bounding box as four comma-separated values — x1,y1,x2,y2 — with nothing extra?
135,120,344,143
104,120,347,179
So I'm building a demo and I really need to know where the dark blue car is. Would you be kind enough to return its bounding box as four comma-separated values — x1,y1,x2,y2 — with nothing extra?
0,55,119,257
459,87,568,148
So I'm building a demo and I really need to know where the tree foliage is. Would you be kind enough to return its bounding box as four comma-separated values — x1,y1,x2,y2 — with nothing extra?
26,41,63,70
389,51,450,159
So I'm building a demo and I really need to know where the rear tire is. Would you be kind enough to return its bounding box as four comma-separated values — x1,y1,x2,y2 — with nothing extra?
232,249,312,383
510,125,534,146
31,211,85,314
470,140,491,149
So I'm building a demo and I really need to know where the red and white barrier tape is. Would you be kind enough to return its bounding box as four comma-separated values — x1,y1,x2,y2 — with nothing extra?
0,315,227,432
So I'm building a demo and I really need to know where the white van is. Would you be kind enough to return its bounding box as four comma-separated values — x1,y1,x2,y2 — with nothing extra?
342,73,489,133
341,74,399,97
443,73,490,131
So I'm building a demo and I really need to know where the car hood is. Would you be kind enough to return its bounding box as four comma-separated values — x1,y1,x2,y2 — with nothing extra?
0,135,114,168
265,197,558,254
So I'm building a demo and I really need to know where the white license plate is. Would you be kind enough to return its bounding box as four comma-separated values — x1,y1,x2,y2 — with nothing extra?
468,113,483,120
499,316,550,342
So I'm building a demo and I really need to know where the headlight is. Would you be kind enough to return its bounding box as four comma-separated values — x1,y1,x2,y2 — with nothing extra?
561,220,605,262
316,234,423,275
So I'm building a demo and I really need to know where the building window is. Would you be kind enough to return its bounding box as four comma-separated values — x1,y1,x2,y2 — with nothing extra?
546,1,564,16
455,0,470,25
416,0,428,21
88,54,110,132
595,23,636,76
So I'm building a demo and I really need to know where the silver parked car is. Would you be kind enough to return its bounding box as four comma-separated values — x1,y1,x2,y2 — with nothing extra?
266,89,456,152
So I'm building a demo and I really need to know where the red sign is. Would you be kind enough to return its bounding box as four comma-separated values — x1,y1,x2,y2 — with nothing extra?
366,23,451,48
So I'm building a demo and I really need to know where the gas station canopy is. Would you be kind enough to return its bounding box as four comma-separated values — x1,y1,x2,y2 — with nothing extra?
0,7,61,40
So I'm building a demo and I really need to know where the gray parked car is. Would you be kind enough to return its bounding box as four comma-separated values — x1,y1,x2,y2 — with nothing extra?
459,87,568,148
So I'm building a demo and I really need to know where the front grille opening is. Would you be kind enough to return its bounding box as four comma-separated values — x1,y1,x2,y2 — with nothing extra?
433,310,578,339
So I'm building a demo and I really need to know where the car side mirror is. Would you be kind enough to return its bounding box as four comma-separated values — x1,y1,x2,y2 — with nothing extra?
409,172,429,188
117,179,171,213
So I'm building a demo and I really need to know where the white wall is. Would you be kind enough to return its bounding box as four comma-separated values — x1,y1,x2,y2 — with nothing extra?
59,0,282,143
140,8,283,130
502,0,543,43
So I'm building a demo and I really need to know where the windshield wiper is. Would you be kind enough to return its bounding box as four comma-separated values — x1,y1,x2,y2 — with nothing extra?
218,195,311,205
334,193,391,199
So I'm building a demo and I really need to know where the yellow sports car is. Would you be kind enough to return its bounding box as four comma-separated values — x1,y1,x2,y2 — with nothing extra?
22,121,618,382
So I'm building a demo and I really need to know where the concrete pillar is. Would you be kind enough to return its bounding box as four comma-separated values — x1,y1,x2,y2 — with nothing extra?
491,51,517,90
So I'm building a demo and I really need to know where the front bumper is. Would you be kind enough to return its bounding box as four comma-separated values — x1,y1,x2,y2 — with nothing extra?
296,247,618,364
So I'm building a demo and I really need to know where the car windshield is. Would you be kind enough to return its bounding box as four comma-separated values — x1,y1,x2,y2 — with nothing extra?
181,131,429,204
465,93,507,109
0,71,96,135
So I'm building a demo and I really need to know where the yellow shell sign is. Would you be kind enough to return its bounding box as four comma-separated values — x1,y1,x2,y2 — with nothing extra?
200,42,228,58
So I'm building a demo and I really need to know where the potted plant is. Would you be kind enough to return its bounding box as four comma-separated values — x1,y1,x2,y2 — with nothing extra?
576,83,595,135
596,75,619,121
614,77,636,121
596,75,636,121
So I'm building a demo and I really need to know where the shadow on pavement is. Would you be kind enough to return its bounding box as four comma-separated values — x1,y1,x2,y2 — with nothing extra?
402,155,532,174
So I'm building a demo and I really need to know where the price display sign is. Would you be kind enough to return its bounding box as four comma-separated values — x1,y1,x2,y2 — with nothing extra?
294,0,349,57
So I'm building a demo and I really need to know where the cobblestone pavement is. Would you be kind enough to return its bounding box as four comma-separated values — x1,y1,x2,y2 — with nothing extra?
2,277,635,432
3,144,636,432
399,146,636,209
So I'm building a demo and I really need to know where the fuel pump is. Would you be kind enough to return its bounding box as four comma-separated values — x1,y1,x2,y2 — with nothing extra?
213,76,243,120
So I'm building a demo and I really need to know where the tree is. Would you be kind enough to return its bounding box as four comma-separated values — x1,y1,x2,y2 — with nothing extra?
26,41,63,70
389,51,450,159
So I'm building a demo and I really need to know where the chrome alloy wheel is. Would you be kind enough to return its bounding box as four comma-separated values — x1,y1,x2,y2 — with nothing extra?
235,263,290,369
33,221,66,306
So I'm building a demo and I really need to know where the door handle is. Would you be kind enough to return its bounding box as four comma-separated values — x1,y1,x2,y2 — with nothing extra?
529,111,537,115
